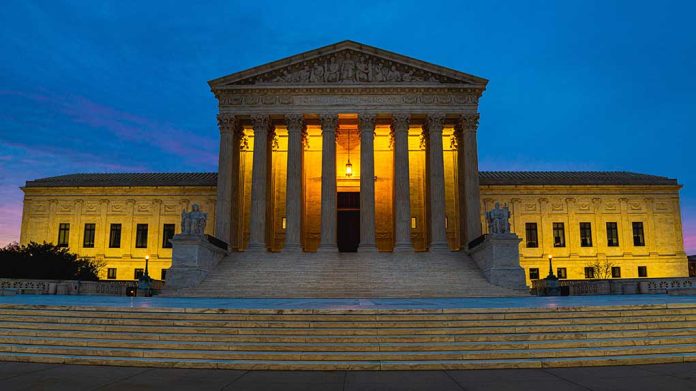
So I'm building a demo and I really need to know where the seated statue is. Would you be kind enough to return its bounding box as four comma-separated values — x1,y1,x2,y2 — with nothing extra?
486,202,511,235
181,204,207,236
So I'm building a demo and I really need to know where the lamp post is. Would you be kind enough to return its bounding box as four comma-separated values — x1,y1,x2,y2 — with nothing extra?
144,255,150,279
543,254,560,296
547,254,555,279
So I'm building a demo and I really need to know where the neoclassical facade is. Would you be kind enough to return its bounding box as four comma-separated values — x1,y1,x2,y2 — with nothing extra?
211,41,485,254
17,41,689,289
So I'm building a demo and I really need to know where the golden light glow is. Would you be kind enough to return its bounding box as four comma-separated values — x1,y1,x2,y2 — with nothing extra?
345,159,353,177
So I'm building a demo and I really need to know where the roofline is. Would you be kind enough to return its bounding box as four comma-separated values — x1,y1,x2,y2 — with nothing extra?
208,40,488,89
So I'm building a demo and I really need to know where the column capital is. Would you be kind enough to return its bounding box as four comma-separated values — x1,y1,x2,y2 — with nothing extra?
457,113,480,133
285,113,305,134
425,113,446,134
251,114,270,134
358,113,377,133
390,113,410,133
319,114,338,134
217,113,239,135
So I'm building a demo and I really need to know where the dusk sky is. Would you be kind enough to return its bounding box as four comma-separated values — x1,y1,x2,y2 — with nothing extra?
0,1,694,254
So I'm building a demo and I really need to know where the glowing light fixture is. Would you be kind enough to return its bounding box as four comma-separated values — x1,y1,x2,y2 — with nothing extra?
345,129,353,177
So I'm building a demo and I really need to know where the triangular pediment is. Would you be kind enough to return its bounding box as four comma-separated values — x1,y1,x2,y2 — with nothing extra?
209,41,487,89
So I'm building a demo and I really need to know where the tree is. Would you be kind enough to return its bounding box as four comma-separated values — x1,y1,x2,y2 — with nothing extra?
0,242,103,281
586,259,615,279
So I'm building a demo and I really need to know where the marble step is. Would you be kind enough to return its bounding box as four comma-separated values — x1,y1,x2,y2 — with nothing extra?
3,313,696,328
1,350,695,370
3,302,692,314
7,326,696,344
4,334,696,352
1,319,694,336
3,342,696,361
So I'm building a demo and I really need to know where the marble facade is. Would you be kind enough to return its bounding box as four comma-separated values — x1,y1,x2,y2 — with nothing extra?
210,41,485,254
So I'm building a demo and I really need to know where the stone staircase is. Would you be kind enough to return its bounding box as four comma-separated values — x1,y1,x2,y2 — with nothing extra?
2,303,696,369
175,251,523,298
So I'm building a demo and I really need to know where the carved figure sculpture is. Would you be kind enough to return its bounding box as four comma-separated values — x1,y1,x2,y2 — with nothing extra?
356,57,370,82
325,56,340,82
486,202,511,234
181,204,208,235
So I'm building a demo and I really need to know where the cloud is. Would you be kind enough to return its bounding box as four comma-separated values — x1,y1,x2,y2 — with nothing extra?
0,89,218,166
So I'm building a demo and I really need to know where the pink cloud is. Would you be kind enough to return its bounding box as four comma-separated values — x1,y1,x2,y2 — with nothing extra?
1,89,218,166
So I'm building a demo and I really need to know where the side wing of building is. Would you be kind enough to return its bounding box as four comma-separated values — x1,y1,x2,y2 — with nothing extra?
19,171,688,285
479,172,687,285
19,173,217,280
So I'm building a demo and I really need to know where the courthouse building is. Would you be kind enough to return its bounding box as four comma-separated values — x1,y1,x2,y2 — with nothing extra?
18,41,688,288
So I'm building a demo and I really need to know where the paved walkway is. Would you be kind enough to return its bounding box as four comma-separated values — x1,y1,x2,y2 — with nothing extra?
2,361,696,390
2,294,696,310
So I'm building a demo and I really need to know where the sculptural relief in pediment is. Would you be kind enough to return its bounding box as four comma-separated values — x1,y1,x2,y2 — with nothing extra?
229,50,469,86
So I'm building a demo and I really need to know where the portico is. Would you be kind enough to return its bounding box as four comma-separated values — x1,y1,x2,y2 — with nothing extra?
210,41,486,254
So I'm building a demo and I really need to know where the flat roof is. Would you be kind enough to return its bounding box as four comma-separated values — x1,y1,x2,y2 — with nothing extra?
23,171,678,188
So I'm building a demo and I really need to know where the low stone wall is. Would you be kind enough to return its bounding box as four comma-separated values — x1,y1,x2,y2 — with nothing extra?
0,279,164,296
532,277,696,296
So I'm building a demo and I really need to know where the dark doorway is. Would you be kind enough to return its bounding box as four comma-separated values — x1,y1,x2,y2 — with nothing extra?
337,192,360,252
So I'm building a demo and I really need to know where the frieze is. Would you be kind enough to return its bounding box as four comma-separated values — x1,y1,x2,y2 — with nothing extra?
217,92,479,107
227,50,467,86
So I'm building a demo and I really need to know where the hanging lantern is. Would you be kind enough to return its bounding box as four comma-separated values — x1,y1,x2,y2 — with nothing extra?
345,129,353,177
345,158,353,177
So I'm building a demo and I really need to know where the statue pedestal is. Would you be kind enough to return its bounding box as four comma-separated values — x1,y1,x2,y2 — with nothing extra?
469,233,527,291
166,234,228,290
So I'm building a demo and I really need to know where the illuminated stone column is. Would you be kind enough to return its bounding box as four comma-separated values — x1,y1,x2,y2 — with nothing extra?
358,113,378,252
284,113,304,252
215,113,238,249
426,113,449,251
247,114,270,251
318,114,338,252
460,113,482,245
391,113,413,252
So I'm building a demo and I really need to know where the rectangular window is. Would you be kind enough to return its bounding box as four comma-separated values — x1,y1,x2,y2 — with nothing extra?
579,222,592,247
611,266,621,278
525,223,538,248
606,222,619,247
57,223,70,247
584,267,595,279
83,223,96,248
638,266,648,278
107,268,117,280
135,224,148,248
553,222,566,247
161,269,167,281
557,267,567,279
529,268,540,280
109,224,122,248
134,268,144,280
162,224,175,248
632,222,645,246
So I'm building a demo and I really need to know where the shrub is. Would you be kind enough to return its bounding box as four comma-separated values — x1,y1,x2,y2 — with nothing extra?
0,242,103,281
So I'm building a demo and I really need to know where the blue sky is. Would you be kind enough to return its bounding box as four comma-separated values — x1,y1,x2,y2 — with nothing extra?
1,0,694,253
